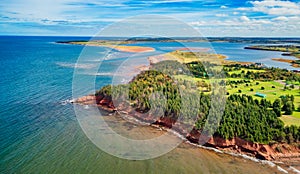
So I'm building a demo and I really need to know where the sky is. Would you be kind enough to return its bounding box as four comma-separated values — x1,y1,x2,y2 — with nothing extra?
0,0,300,37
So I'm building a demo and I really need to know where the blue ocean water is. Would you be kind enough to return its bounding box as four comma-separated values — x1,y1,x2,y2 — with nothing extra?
0,36,297,173
127,41,298,69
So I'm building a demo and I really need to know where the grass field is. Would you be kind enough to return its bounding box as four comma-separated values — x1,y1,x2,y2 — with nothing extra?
227,80,295,102
227,79,300,125
280,115,300,126
174,73,300,126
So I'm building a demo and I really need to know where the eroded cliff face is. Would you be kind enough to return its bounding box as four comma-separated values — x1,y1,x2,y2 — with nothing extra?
208,136,300,161
75,95,300,161
187,131,300,161
75,94,116,112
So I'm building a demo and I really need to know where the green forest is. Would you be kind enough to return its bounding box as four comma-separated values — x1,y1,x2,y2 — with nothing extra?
95,60,300,145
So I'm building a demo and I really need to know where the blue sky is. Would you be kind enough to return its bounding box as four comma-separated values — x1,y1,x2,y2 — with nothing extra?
0,0,300,36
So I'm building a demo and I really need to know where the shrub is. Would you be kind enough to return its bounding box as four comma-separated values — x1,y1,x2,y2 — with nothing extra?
238,90,242,93
250,88,254,91
256,82,259,85
261,86,265,90
272,86,275,88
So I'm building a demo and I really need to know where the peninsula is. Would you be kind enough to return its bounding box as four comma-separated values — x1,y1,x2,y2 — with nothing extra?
57,40,155,53
74,49,300,165
245,45,300,67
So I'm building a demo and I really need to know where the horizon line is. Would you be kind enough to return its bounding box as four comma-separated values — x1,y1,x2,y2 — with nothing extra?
1,35,300,39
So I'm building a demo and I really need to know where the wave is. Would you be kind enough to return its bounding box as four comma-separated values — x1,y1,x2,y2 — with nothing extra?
59,99,75,105
85,72,114,76
55,62,97,69
84,73,133,79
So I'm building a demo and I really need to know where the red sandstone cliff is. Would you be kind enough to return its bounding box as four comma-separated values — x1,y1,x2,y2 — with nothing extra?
74,94,300,161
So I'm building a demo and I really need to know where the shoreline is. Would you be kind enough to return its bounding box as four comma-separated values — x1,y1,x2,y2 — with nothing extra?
245,46,300,59
73,49,300,165
147,50,252,66
73,95,300,162
73,101,300,173
245,46,300,68
272,58,300,68
71,45,300,172
56,41,155,53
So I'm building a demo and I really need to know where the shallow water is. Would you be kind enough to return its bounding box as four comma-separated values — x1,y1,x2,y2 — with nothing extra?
0,36,297,173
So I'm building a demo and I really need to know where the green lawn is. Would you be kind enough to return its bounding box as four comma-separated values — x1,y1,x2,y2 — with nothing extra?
280,115,300,126
175,74,300,126
227,80,300,103
174,75,207,82
291,111,300,119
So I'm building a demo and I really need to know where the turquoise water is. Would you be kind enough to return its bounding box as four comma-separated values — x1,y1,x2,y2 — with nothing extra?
0,36,296,173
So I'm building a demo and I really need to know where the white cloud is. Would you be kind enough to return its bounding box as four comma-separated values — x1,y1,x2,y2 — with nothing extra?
1,0,299,36
140,0,194,4
273,16,288,21
240,15,250,22
215,14,228,17
189,14,300,37
251,0,299,9
238,0,300,15
188,21,207,26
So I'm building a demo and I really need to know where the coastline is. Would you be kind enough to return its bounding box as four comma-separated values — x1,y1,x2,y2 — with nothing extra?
57,41,155,53
73,87,300,165
272,58,300,68
73,48,300,163
244,46,300,59
147,50,252,66
71,43,300,172
245,46,300,68
73,100,300,173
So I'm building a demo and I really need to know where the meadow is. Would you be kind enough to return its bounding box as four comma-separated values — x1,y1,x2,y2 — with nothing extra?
175,67,300,126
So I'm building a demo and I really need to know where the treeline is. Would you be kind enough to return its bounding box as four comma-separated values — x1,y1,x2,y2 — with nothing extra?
152,60,218,78
224,64,300,81
95,66,299,144
273,95,295,116
216,94,300,144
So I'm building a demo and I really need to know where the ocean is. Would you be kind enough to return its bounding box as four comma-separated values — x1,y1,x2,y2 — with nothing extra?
0,36,296,173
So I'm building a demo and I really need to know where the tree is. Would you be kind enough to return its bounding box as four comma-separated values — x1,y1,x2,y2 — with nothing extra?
291,84,295,89
284,101,293,115
273,99,281,117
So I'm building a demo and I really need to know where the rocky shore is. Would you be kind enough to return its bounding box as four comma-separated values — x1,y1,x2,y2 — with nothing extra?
73,93,300,164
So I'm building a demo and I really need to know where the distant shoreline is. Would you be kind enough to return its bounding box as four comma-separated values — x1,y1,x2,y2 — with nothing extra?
272,58,300,68
53,37,300,45
57,40,155,53
245,45,300,68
